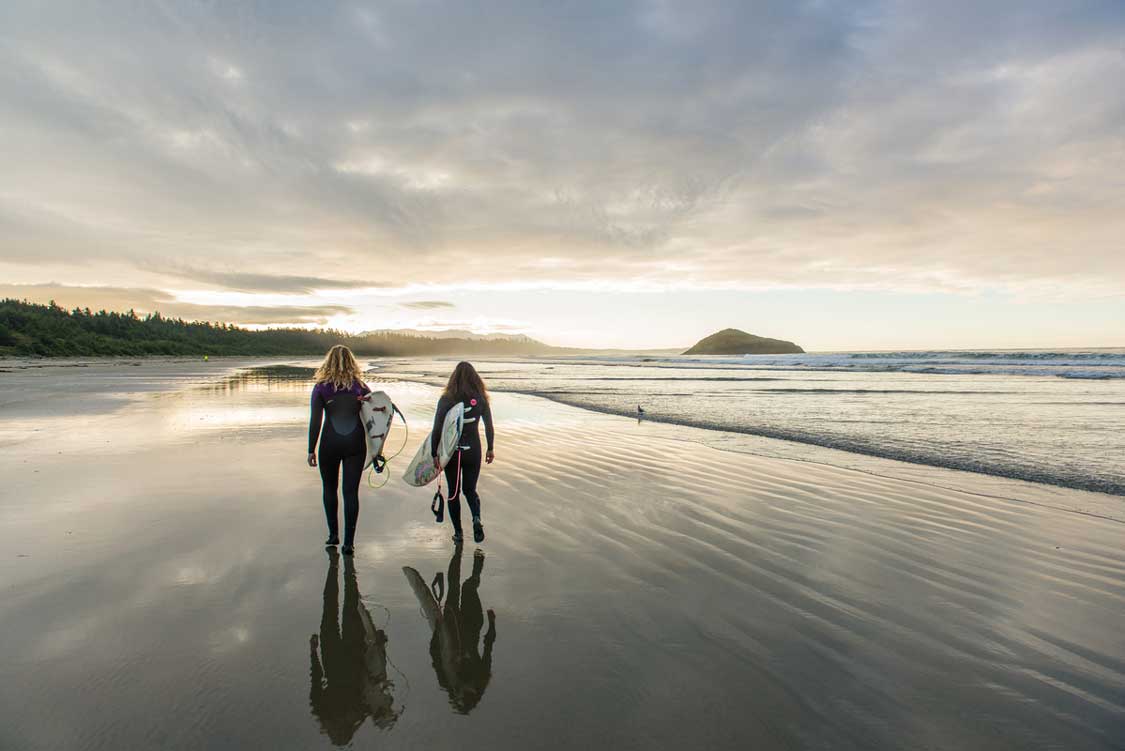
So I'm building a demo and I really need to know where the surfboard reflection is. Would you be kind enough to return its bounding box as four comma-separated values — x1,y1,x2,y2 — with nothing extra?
403,546,497,714
309,550,399,744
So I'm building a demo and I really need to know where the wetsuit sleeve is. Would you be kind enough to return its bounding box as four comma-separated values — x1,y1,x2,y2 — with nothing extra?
430,395,451,457
308,388,324,454
482,398,494,452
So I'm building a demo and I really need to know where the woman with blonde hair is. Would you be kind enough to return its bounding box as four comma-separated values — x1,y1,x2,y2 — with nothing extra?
308,345,371,555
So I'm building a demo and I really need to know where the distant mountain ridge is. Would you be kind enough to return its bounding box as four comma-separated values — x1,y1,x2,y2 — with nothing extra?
363,328,537,343
684,328,804,355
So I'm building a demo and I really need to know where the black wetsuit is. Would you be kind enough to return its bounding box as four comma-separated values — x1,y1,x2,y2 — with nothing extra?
430,393,493,535
309,380,370,547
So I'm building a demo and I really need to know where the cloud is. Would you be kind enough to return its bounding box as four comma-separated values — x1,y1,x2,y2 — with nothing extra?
165,303,352,325
0,284,352,325
150,264,384,294
399,300,455,310
0,0,1122,299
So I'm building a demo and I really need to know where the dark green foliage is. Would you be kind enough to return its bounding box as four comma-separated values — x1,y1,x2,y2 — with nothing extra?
0,299,555,357
683,328,804,355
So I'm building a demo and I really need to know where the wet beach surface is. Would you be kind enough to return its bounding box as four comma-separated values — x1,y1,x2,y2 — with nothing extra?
1,360,1123,749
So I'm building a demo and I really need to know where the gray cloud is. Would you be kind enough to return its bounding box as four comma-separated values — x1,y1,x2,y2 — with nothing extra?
0,284,352,325
0,1,1123,296
150,263,382,294
400,301,456,310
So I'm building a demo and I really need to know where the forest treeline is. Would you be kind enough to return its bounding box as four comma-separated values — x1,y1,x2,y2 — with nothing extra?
0,299,557,357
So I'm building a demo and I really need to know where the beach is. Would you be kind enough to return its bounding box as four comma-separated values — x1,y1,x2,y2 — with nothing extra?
1,359,1123,749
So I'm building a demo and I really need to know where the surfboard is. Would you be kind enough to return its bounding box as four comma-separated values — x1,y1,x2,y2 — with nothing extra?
402,566,457,680
360,390,396,470
402,402,464,487
402,566,441,631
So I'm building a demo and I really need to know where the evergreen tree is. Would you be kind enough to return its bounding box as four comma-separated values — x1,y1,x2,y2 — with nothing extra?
0,299,554,357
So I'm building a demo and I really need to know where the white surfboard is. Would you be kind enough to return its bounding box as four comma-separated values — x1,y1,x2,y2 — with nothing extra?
402,402,464,487
360,391,397,470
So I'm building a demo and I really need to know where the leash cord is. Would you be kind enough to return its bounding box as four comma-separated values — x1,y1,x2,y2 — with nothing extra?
360,596,412,717
368,405,408,489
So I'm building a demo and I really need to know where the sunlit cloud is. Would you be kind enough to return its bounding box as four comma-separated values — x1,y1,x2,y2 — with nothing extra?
0,284,352,326
399,301,456,310
150,264,384,294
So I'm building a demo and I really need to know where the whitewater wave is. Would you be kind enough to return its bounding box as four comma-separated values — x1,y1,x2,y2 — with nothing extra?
523,391,1125,497
576,349,1125,379
380,351,1125,499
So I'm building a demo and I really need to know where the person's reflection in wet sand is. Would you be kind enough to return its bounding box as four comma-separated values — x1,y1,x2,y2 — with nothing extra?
403,545,496,714
309,550,398,744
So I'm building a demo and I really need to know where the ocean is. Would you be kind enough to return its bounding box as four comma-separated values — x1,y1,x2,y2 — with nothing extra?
380,349,1125,499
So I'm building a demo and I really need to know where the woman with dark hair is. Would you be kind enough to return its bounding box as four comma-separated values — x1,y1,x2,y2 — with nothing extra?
431,361,494,543
308,345,371,555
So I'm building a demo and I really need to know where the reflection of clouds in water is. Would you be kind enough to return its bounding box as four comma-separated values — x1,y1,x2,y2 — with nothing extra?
9,365,442,452
36,622,92,660
177,365,430,436
168,404,303,431
178,366,321,430
30,548,262,662
281,575,307,595
210,625,253,653
358,522,450,563
199,366,317,397
1,367,316,455
174,566,209,586
202,367,436,401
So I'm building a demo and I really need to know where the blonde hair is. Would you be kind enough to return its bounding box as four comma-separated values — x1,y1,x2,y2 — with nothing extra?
313,345,364,389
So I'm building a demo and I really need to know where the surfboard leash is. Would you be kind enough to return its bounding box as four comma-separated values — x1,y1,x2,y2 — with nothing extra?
384,405,409,461
430,447,462,522
368,404,409,489
359,595,413,719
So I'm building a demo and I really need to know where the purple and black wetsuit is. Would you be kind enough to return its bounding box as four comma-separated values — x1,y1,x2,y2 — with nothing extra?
309,380,371,548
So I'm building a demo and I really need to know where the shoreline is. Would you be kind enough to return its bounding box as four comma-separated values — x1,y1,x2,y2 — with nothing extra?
377,367,1125,510
522,392,1125,499
5,355,1121,511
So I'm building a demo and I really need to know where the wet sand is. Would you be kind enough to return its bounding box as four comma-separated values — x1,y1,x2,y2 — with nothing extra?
1,360,1123,749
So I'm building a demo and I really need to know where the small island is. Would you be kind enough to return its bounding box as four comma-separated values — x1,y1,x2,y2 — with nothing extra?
683,328,804,355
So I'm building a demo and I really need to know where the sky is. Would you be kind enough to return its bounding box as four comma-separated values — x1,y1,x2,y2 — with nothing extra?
1,0,1123,351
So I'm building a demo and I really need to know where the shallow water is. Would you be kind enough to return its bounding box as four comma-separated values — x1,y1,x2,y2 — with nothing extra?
381,352,1125,497
1,360,1123,749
